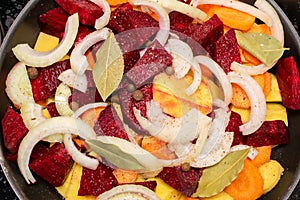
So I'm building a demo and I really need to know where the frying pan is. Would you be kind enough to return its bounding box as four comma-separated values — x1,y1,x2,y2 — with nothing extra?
0,0,299,199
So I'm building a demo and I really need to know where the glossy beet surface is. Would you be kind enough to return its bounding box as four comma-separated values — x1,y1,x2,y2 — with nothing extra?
0,0,299,199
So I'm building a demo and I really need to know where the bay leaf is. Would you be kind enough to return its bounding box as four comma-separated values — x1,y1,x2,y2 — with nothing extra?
86,136,163,171
93,32,124,101
235,30,286,66
192,148,250,198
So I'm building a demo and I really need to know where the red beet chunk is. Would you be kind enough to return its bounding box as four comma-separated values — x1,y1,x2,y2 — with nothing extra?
125,41,172,88
244,120,289,147
54,0,103,26
169,11,194,28
38,7,69,38
276,56,300,110
78,162,118,196
212,29,241,74
192,14,224,52
118,83,153,135
158,166,202,197
69,87,102,107
108,3,158,47
30,60,70,101
122,181,157,191
29,142,73,187
94,105,130,140
46,102,60,117
225,111,244,146
1,107,29,154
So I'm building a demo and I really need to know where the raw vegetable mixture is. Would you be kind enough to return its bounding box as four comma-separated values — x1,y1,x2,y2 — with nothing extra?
1,0,299,199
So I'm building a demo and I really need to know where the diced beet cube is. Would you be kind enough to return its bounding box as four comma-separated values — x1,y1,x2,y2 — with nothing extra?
30,60,71,101
94,105,130,140
244,120,289,147
169,11,194,28
69,87,102,107
108,3,158,47
54,0,103,26
1,107,28,154
276,56,300,110
38,7,69,38
118,83,153,135
226,111,244,146
125,40,172,88
212,29,241,74
78,162,118,196
46,102,60,117
158,166,202,197
192,15,224,52
29,142,73,187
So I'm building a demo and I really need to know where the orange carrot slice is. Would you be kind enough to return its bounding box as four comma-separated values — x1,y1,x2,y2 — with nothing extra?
113,168,138,184
224,159,264,200
106,0,128,7
249,23,272,35
251,146,272,167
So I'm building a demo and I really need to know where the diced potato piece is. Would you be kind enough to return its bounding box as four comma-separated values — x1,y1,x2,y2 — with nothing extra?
230,103,288,125
265,73,282,102
258,160,284,194
34,32,59,52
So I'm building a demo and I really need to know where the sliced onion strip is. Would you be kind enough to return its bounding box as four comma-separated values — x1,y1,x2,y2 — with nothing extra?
70,28,110,75
73,102,108,118
64,134,99,170
194,55,232,105
58,69,88,92
12,13,79,67
89,0,111,29
133,0,170,46
17,116,97,184
5,62,34,108
228,71,266,135
97,184,160,200
55,83,74,116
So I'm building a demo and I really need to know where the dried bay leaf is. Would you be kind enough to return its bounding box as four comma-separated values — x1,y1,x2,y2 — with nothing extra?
93,32,124,101
235,30,286,66
192,148,250,198
86,136,163,171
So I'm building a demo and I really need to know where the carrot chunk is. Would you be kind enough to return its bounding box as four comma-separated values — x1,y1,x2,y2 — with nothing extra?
112,168,138,184
225,159,264,200
251,146,272,167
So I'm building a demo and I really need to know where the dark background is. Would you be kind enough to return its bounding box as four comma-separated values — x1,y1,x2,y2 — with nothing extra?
0,0,299,199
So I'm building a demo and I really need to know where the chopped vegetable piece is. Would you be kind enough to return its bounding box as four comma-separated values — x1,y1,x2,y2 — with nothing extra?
224,159,264,200
251,146,272,167
29,143,73,187
113,168,138,184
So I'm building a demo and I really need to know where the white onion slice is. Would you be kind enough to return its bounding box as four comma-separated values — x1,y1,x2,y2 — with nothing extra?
191,131,234,168
58,69,88,92
12,13,79,67
97,184,160,200
228,71,266,135
55,83,74,116
17,116,97,184
70,28,110,75
89,0,111,29
185,61,202,95
133,0,170,46
230,62,274,75
230,144,258,160
171,54,192,79
134,100,206,144
254,0,284,44
64,134,99,170
194,0,272,26
194,55,232,105
5,62,34,108
20,101,46,129
197,106,230,159
73,102,108,118
152,0,208,22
